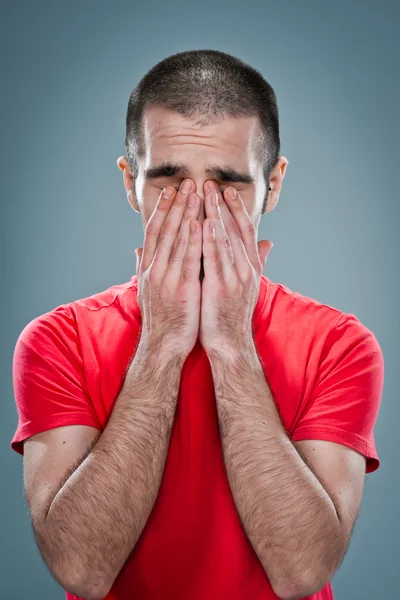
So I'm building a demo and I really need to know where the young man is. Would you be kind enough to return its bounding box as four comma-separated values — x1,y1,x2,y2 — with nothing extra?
11,49,384,600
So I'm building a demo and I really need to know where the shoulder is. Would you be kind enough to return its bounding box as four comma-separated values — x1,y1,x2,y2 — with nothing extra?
15,276,138,354
265,276,379,341
72,275,138,313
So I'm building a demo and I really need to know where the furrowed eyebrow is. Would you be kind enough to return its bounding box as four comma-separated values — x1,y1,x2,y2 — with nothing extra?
144,162,255,185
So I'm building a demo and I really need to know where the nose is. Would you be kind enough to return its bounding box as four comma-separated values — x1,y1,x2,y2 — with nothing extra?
191,179,214,227
197,200,206,227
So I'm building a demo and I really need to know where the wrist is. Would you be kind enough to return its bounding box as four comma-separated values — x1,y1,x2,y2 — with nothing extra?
206,334,257,359
136,334,187,366
122,341,185,407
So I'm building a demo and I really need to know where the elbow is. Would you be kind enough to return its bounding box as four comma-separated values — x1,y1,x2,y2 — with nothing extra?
52,563,111,600
271,567,330,600
63,577,110,600
268,533,344,600
272,578,329,600
35,520,112,599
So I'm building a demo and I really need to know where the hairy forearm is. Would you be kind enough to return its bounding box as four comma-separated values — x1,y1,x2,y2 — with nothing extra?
40,340,184,598
208,344,345,599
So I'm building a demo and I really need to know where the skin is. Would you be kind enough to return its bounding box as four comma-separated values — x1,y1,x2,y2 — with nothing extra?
117,104,289,282
19,105,368,600
116,105,367,598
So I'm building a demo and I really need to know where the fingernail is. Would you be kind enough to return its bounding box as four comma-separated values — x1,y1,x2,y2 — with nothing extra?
206,180,218,192
228,187,237,200
163,187,173,199
181,180,192,194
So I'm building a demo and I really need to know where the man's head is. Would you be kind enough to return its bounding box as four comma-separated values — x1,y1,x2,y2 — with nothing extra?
117,49,288,278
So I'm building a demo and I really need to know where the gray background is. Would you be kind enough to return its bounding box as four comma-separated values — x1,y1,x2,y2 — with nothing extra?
1,0,398,598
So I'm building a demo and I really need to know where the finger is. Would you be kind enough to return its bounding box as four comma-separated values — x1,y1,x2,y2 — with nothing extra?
183,216,203,284
223,186,261,271
204,191,237,283
135,248,142,275
202,216,220,284
141,186,177,273
152,179,195,276
165,192,202,287
207,185,251,278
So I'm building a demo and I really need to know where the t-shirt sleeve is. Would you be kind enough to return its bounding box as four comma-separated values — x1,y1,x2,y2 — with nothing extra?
291,313,384,473
10,305,101,456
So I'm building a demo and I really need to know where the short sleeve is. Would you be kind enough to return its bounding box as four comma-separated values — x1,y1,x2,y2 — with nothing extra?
292,313,384,473
10,306,101,456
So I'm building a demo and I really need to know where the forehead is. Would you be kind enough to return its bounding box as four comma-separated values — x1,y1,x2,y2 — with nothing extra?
141,105,261,164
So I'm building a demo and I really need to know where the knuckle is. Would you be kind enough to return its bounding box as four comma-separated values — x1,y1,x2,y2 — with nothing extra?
160,219,175,236
181,265,193,283
218,235,231,249
156,229,168,247
246,221,256,237
243,270,253,285
170,236,186,261
145,220,158,236
214,262,223,277
208,249,221,272
157,226,171,246
184,250,195,265
148,266,158,282
225,221,240,236
183,209,193,220
175,194,188,206
182,252,196,281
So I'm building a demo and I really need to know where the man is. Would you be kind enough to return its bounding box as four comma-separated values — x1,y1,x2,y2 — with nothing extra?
11,49,384,600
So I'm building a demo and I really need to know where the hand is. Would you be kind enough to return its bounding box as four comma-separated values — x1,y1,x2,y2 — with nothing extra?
199,181,273,355
135,180,203,360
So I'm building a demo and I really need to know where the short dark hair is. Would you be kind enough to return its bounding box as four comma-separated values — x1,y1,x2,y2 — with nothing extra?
124,49,280,213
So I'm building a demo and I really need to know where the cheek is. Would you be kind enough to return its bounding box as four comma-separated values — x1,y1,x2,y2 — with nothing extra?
140,186,161,220
242,196,258,222
144,202,158,223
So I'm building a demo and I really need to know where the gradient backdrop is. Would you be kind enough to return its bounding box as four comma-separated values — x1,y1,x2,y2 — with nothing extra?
1,1,398,598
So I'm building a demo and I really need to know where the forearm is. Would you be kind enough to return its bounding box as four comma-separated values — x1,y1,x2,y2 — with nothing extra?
41,340,184,598
208,344,345,599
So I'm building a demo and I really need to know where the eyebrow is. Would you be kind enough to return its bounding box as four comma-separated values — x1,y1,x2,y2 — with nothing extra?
144,162,255,185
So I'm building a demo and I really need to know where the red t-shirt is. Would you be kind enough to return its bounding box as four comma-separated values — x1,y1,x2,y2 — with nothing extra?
11,274,384,600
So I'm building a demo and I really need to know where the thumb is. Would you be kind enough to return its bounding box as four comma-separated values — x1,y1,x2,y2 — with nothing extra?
134,248,143,275
257,240,274,269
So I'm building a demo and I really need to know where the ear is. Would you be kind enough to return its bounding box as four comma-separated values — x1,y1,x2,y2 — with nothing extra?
117,156,137,211
263,156,289,214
